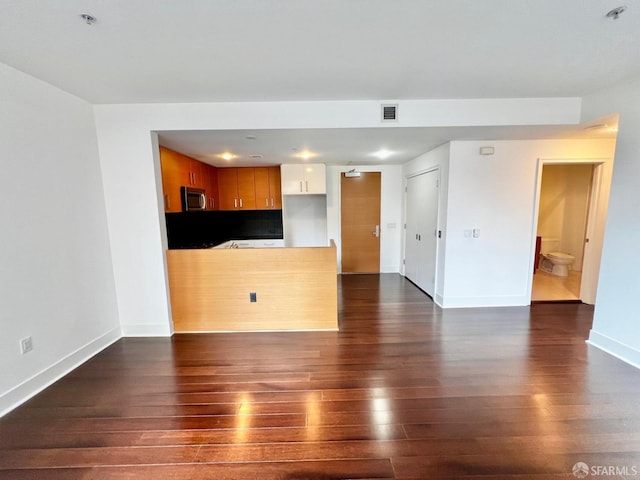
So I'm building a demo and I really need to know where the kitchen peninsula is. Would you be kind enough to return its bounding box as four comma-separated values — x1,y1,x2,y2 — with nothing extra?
159,145,335,332
167,240,338,332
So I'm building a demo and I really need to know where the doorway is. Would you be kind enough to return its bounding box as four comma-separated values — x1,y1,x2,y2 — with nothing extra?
531,160,607,303
404,169,439,297
340,172,381,273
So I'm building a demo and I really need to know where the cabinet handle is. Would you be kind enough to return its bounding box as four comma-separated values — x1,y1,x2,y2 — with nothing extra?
271,198,274,208
234,199,237,208
306,180,309,192
165,194,170,210
300,181,303,192
266,198,269,208
239,198,243,208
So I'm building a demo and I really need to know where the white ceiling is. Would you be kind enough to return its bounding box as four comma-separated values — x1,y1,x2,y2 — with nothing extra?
158,121,618,167
0,0,638,104
0,1,628,165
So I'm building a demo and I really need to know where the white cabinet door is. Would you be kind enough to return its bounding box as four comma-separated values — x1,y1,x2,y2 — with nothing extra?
303,164,326,194
280,164,326,194
280,165,304,194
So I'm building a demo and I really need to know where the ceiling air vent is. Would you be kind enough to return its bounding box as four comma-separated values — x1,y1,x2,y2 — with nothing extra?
381,104,398,122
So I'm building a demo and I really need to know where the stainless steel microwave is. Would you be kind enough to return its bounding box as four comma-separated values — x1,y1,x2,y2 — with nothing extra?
181,187,206,211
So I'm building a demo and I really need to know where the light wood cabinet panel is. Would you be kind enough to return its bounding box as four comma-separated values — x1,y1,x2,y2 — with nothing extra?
160,147,211,212
189,160,205,189
167,242,338,332
269,166,282,209
237,168,256,210
280,164,326,195
217,168,239,210
254,167,282,210
204,164,219,210
254,167,271,210
217,167,264,210
160,147,190,212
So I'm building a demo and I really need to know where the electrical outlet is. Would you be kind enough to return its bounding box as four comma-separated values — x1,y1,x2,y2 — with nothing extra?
464,229,472,238
250,292,257,303
20,336,33,354
473,228,480,238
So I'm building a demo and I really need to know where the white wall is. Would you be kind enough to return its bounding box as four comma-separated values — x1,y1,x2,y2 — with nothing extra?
283,195,328,247
327,165,403,273
0,63,120,416
403,143,451,302
582,77,640,368
94,98,578,334
437,139,614,308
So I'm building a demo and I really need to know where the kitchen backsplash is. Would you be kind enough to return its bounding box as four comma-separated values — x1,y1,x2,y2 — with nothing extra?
166,210,283,249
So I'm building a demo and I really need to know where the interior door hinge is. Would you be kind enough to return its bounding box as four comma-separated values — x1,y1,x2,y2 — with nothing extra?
404,223,406,229
436,179,439,188
403,259,405,265
405,186,407,192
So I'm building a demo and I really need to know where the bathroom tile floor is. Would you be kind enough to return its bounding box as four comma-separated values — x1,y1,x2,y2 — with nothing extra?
532,269,581,301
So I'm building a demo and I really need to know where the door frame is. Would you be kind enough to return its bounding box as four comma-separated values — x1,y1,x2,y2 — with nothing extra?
402,167,441,297
529,157,612,304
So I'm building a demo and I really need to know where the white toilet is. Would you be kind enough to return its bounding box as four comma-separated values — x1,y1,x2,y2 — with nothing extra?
539,238,575,277
539,251,575,276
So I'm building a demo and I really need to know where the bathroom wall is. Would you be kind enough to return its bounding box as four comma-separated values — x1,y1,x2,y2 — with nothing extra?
537,164,593,271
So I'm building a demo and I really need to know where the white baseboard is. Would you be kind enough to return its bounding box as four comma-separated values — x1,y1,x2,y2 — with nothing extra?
381,265,400,273
121,323,172,337
587,330,640,370
0,327,122,417
439,295,530,308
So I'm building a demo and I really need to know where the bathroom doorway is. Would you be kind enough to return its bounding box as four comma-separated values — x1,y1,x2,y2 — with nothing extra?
530,159,610,304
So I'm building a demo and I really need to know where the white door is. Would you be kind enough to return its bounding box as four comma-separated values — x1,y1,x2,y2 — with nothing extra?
405,170,440,297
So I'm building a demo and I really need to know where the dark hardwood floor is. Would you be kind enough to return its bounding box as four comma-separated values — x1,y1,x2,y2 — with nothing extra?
2,274,640,479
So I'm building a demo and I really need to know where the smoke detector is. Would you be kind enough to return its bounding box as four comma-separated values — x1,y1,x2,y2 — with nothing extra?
606,6,626,19
80,14,97,25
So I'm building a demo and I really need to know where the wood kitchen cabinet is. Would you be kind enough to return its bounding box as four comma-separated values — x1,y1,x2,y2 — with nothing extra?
254,167,282,209
217,168,256,210
204,164,219,210
160,147,216,212
160,147,199,212
280,164,326,195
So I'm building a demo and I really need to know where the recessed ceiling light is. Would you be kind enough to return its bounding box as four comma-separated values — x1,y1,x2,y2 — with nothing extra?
218,152,236,161
295,150,317,160
370,149,394,160
80,14,97,25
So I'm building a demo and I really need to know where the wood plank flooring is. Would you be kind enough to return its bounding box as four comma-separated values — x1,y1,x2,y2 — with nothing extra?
2,274,640,479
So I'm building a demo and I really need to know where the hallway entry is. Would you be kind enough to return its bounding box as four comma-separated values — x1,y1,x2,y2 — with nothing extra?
341,172,381,273
404,169,439,297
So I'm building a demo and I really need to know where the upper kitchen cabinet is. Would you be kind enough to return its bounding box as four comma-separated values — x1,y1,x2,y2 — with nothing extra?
161,147,200,212
217,168,257,210
254,167,282,209
204,164,219,210
281,164,326,195
160,147,214,212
